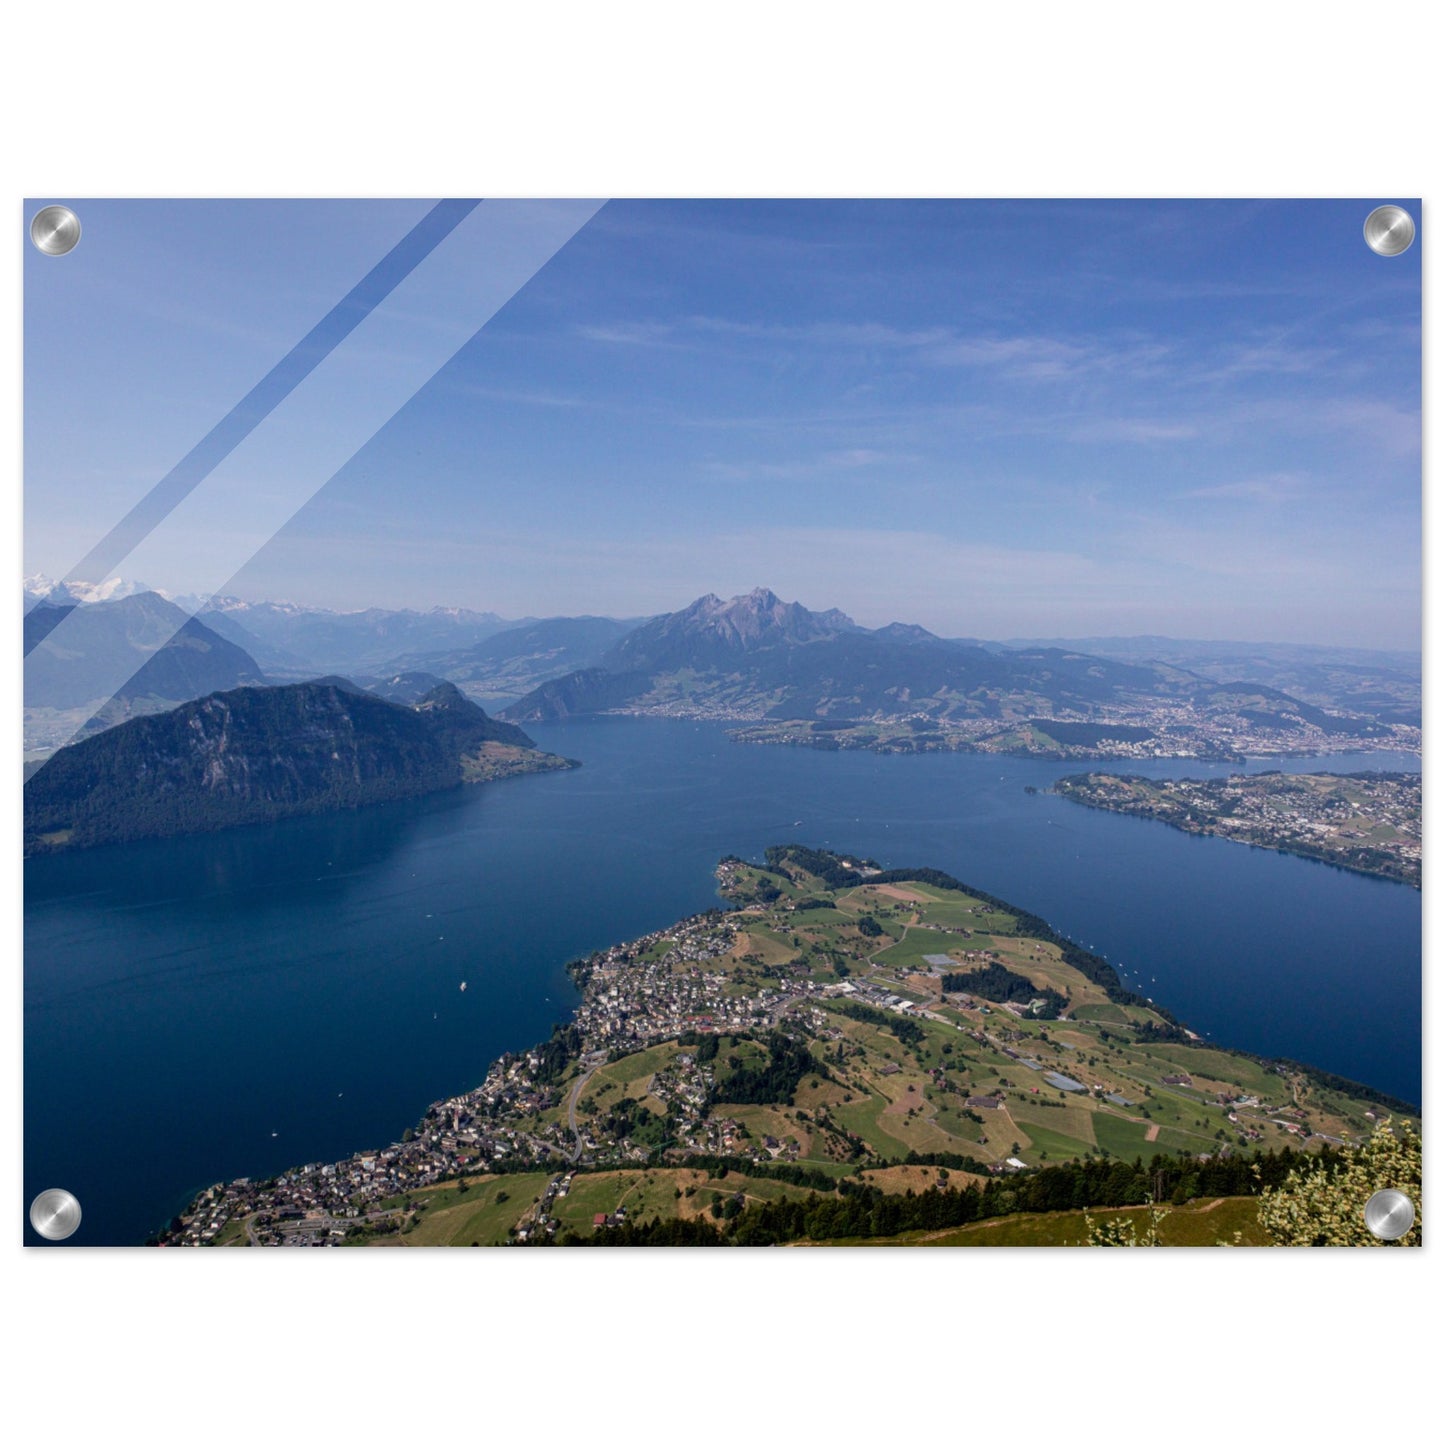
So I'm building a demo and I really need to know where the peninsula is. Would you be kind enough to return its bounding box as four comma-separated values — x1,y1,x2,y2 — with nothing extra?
1054,772,1421,887
159,845,1413,1247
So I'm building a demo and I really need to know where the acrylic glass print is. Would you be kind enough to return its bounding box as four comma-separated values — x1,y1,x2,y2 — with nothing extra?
23,199,1421,1247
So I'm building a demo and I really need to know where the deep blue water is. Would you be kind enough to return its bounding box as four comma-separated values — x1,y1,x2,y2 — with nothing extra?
24,719,1421,1245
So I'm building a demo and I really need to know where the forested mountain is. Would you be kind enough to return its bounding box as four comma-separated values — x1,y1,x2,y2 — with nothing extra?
24,679,566,853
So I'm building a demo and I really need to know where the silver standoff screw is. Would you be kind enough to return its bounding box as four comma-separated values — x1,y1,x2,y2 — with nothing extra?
30,205,82,256
29,1188,83,1241
1363,205,1415,257
1363,1187,1415,1241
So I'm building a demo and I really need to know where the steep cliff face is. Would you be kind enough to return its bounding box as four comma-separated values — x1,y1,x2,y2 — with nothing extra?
24,679,559,852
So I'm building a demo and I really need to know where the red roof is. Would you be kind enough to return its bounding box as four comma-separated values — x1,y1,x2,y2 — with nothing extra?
593,1213,607,1225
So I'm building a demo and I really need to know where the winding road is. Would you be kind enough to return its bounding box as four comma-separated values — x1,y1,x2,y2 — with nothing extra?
566,1051,608,1162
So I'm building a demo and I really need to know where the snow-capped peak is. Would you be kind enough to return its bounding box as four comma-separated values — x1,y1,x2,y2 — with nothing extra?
24,574,153,605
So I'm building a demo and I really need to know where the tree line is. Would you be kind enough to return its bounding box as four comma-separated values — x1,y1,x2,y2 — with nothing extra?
941,962,1067,1017
546,1143,1331,1247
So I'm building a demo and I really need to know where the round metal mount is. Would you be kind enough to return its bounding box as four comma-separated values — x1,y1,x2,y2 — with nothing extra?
1363,1187,1415,1241
29,1188,82,1241
30,205,82,256
1363,205,1415,257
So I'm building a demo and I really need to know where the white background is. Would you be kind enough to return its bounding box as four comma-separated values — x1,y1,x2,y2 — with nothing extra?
3,4,1435,1437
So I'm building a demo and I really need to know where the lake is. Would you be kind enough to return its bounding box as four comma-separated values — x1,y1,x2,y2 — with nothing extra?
24,718,1421,1245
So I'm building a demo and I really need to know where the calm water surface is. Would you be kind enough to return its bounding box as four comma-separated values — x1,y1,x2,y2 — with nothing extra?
24,719,1421,1244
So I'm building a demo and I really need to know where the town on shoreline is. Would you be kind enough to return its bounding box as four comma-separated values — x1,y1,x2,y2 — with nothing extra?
159,846,1412,1248
1053,771,1421,887
727,712,1420,764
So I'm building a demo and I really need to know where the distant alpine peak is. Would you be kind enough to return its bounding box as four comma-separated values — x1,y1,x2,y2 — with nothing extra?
600,587,856,674
683,587,856,640
24,574,153,605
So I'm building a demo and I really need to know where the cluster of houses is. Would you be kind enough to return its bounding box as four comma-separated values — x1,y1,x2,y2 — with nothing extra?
163,861,1378,1246
959,700,1413,762
166,1184,238,1246
164,904,845,1244
573,917,767,1048
1070,770,1420,881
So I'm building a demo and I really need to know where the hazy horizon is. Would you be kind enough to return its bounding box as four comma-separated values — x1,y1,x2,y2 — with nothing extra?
25,200,1421,651
23,572,1422,661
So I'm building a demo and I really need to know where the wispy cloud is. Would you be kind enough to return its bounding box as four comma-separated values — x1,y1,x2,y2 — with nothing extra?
1196,340,1341,385
1181,472,1310,504
575,320,679,347
53,200,1415,651
580,314,1173,385
700,447,910,481
923,334,1172,382
1227,396,1421,458
440,380,587,409
1069,418,1200,444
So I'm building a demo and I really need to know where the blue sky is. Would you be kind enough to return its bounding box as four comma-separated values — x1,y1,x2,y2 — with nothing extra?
25,199,1421,648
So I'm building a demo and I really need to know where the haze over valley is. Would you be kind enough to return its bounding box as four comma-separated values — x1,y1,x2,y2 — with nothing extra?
24,579,1420,784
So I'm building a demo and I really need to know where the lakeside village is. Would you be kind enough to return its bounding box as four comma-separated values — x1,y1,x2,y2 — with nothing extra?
162,856,1363,1247
726,704,1420,763
169,896,851,1246
1054,770,1421,888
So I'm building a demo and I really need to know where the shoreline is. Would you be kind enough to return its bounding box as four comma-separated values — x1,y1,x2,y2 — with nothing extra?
1053,771,1421,889
153,845,1418,1246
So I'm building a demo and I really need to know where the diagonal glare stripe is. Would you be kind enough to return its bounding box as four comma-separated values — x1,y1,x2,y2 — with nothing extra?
25,199,607,769
37,198,481,646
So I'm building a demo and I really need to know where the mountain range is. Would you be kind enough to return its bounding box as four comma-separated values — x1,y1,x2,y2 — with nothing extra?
498,587,1252,727
23,574,156,608
195,597,522,675
22,581,1414,759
